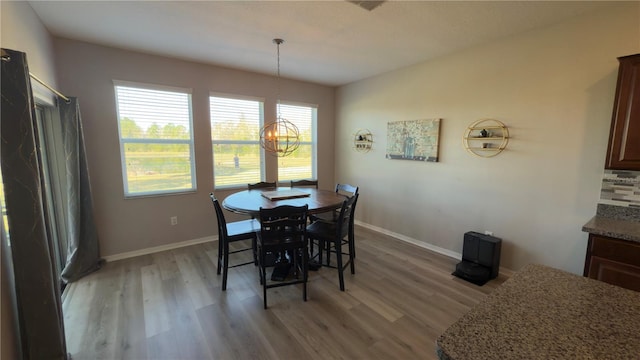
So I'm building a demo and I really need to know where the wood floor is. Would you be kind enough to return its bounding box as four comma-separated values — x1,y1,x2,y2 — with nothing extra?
62,226,507,360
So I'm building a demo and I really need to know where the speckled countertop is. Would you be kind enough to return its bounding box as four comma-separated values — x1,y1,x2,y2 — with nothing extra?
582,204,640,243
582,216,640,243
436,264,640,360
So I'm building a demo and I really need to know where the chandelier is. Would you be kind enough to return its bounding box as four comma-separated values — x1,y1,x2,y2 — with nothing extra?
259,38,300,157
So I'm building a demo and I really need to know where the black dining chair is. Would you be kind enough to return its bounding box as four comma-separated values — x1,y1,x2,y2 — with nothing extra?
307,194,359,291
210,193,260,291
257,204,309,309
290,179,318,189
311,183,358,222
248,181,277,190
310,184,359,258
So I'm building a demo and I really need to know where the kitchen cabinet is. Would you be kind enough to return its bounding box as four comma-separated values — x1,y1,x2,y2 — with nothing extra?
583,233,640,292
605,53,640,170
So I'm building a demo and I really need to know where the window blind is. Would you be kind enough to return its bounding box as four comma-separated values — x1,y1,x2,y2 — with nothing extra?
277,103,316,181
115,84,195,196
210,96,263,188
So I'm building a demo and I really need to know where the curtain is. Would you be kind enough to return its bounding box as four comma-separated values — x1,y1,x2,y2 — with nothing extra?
1,48,67,358
57,98,103,282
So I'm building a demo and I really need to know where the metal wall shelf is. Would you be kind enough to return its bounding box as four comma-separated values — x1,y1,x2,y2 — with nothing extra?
463,119,509,158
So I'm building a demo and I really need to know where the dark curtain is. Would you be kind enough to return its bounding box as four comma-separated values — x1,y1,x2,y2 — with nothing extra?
57,98,102,282
1,49,67,358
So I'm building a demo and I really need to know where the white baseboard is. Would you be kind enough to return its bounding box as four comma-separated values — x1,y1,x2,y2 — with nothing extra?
354,220,514,278
103,223,514,277
355,220,462,259
103,235,217,262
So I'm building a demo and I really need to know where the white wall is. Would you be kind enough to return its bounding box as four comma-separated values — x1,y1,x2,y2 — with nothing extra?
336,3,640,274
52,39,336,258
1,2,58,358
1,1,58,102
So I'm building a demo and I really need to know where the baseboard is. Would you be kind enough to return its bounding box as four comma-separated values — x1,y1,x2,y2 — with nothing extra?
103,235,217,262
102,223,514,277
354,220,513,278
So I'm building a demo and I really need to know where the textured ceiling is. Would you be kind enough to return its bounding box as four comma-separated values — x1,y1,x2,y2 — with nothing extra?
28,1,617,86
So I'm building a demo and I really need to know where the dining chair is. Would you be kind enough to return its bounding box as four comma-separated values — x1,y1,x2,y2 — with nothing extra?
311,183,358,222
290,179,318,189
210,193,260,291
257,204,309,309
248,181,276,190
307,194,359,291
310,183,359,258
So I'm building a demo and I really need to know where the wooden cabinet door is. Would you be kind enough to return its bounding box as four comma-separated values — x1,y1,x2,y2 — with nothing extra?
606,54,640,170
588,256,640,292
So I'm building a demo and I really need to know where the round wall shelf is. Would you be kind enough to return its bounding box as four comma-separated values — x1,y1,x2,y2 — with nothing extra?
354,129,373,153
463,119,509,158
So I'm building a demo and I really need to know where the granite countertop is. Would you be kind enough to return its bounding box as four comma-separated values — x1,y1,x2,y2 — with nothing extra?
582,215,640,243
582,204,640,243
436,263,640,360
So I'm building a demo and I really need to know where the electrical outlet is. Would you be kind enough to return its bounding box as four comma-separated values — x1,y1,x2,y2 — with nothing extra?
170,216,178,226
484,230,493,236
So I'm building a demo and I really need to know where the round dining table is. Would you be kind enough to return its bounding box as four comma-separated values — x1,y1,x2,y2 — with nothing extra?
222,187,347,216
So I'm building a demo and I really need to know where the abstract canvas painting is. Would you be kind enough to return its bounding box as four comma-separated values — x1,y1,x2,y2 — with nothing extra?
385,118,441,162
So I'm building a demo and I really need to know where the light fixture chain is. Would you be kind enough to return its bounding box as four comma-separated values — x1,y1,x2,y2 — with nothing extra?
260,38,299,157
276,39,282,114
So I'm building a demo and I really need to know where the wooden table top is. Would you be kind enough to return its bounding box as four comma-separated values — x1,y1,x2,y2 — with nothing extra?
222,187,347,216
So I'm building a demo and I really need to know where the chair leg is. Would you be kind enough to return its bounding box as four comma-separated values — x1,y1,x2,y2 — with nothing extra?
263,280,268,309
350,226,356,258
318,239,324,265
335,240,345,291
252,237,258,265
303,246,308,302
217,238,223,275
222,241,230,291
348,238,355,275
258,246,264,285
261,247,268,309
326,240,331,267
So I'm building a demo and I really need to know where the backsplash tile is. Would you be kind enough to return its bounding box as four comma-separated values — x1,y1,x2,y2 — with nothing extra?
600,170,640,208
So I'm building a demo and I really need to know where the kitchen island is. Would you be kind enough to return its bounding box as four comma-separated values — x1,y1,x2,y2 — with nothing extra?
436,263,640,360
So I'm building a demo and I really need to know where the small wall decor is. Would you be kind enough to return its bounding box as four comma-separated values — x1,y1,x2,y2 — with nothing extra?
463,119,509,157
354,129,373,152
385,118,441,162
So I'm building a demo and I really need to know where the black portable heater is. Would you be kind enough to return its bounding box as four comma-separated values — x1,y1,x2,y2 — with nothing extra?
452,231,502,285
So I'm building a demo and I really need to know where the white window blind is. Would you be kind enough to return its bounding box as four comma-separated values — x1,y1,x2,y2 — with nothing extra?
210,96,264,188
277,103,316,182
115,83,196,197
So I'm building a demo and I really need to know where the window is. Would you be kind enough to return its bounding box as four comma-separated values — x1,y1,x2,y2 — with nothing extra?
277,103,317,182
34,104,66,278
210,95,264,188
115,82,196,197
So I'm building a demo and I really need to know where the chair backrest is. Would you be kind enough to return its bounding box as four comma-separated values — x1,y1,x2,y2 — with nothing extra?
336,194,359,239
259,205,309,245
335,183,358,197
210,193,228,239
248,181,277,190
290,179,318,189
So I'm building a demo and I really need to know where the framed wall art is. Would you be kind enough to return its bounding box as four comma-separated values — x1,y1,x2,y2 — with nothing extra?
385,118,441,162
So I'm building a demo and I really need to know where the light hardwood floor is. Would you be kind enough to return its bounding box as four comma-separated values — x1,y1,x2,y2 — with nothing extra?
62,226,507,359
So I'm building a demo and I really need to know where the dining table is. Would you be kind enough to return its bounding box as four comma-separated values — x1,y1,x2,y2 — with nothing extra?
223,186,347,275
222,187,347,217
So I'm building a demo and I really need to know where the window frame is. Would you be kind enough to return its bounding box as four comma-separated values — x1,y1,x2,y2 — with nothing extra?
210,93,266,190
114,80,197,198
276,101,318,182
